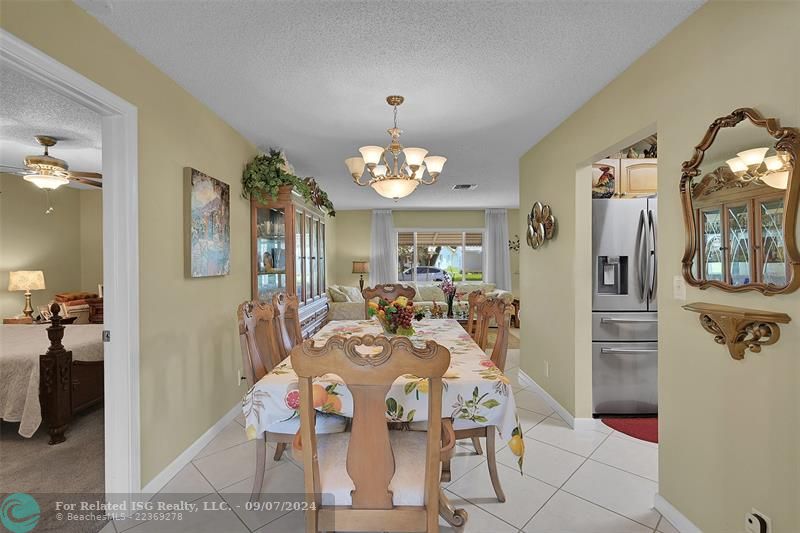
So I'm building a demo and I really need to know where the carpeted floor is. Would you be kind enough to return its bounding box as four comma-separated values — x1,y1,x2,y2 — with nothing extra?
1,405,106,532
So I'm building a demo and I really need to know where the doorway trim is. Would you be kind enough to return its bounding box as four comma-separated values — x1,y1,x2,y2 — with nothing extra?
1,29,141,495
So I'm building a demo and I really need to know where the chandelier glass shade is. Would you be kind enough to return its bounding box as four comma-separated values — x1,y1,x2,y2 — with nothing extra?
725,147,792,190
345,95,446,200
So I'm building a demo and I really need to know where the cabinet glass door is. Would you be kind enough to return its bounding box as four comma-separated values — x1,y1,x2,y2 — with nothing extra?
727,204,751,285
759,197,787,286
305,213,313,302
255,206,286,300
310,218,319,298
319,222,326,294
700,208,724,281
295,209,304,301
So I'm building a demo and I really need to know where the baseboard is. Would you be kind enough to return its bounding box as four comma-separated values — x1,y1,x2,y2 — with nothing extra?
517,369,575,428
654,493,702,533
141,403,241,494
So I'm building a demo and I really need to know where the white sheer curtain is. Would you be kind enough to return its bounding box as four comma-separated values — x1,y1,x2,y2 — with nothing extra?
369,209,397,285
485,209,512,291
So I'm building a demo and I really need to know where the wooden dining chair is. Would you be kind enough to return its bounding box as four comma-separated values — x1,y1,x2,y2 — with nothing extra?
465,290,487,340
446,297,513,502
272,292,303,361
292,334,452,533
362,284,417,318
237,300,347,500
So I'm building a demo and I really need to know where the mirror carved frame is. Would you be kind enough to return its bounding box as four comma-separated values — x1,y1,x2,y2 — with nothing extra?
680,107,800,295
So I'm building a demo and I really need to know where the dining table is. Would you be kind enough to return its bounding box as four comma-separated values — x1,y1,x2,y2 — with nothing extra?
241,318,526,527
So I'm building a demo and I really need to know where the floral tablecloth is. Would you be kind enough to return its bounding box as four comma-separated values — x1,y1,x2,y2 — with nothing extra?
242,319,525,469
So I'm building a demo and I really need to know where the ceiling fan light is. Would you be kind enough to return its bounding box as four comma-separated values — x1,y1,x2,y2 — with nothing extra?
403,147,428,167
345,156,365,178
737,147,769,168
726,157,748,174
359,146,384,165
24,173,69,190
423,155,447,174
371,177,419,200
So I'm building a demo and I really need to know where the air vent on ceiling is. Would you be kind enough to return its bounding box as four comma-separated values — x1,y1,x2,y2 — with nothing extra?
452,184,478,191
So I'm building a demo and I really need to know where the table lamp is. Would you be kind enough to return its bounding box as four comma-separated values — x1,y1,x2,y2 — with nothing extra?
8,270,46,317
351,261,369,291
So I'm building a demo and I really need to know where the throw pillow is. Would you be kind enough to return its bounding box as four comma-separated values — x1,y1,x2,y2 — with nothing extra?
342,286,364,302
328,286,349,303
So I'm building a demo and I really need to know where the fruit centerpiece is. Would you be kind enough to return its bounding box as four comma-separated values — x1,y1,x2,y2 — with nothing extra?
367,296,416,336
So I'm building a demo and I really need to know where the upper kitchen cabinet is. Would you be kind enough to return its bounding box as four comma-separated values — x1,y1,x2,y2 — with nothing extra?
620,158,658,197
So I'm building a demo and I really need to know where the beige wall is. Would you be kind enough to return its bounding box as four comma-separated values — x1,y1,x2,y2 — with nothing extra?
1,1,258,484
331,209,520,294
79,189,103,292
518,1,799,531
0,174,103,317
1,173,79,315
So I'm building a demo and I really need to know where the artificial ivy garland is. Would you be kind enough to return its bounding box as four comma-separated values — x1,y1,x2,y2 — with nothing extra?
241,148,335,215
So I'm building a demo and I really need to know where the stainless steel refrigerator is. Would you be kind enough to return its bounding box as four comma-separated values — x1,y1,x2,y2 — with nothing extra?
592,197,658,416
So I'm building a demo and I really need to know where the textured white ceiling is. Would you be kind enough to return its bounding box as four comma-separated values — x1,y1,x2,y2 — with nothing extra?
75,0,702,209
0,64,102,180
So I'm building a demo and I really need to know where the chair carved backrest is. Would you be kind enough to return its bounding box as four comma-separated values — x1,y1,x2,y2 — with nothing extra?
361,284,417,318
474,298,513,371
465,290,487,340
237,301,282,387
291,335,450,513
273,292,303,360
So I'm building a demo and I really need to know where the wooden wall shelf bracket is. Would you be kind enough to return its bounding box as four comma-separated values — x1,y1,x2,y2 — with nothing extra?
682,302,791,360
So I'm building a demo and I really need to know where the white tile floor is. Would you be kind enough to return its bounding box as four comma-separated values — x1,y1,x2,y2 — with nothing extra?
105,342,678,533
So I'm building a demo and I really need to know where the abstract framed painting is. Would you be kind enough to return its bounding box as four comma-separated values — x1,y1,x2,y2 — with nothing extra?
184,167,230,277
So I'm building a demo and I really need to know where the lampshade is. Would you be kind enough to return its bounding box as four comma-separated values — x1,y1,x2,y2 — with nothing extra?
760,170,790,190
763,155,785,172
371,177,419,200
423,155,447,175
359,145,384,165
23,173,69,190
345,156,365,178
8,270,46,291
373,165,387,178
415,165,427,179
352,261,370,274
726,157,748,174
403,147,428,167
737,147,769,167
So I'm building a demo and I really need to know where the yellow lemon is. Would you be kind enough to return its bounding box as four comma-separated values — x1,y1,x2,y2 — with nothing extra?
394,296,408,307
416,380,429,394
245,425,257,440
508,435,525,456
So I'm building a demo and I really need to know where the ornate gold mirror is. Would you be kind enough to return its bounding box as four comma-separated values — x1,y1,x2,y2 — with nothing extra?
681,108,799,294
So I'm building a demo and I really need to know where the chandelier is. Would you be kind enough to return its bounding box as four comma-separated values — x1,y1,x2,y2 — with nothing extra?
345,95,446,200
726,147,792,189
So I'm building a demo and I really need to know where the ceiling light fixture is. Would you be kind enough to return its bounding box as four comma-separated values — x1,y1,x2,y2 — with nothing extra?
22,136,71,190
345,95,446,200
725,146,792,190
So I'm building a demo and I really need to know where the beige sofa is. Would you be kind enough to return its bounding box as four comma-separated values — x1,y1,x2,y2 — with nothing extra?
327,282,513,321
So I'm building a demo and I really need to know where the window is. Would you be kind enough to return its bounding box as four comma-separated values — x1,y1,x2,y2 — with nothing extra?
397,231,483,282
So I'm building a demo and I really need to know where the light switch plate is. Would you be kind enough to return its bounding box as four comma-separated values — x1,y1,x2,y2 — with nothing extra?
673,275,686,301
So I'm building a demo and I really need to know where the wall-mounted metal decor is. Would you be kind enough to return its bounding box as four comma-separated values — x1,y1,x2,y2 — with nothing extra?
526,202,556,249
682,302,791,360
680,108,800,295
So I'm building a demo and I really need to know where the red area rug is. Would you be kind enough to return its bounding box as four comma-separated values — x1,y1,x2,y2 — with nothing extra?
601,417,658,443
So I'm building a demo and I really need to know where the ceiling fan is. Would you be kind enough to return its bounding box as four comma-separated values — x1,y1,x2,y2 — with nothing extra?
1,135,102,189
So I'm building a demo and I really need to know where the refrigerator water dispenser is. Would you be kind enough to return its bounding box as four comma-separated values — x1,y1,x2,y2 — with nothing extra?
597,256,628,295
